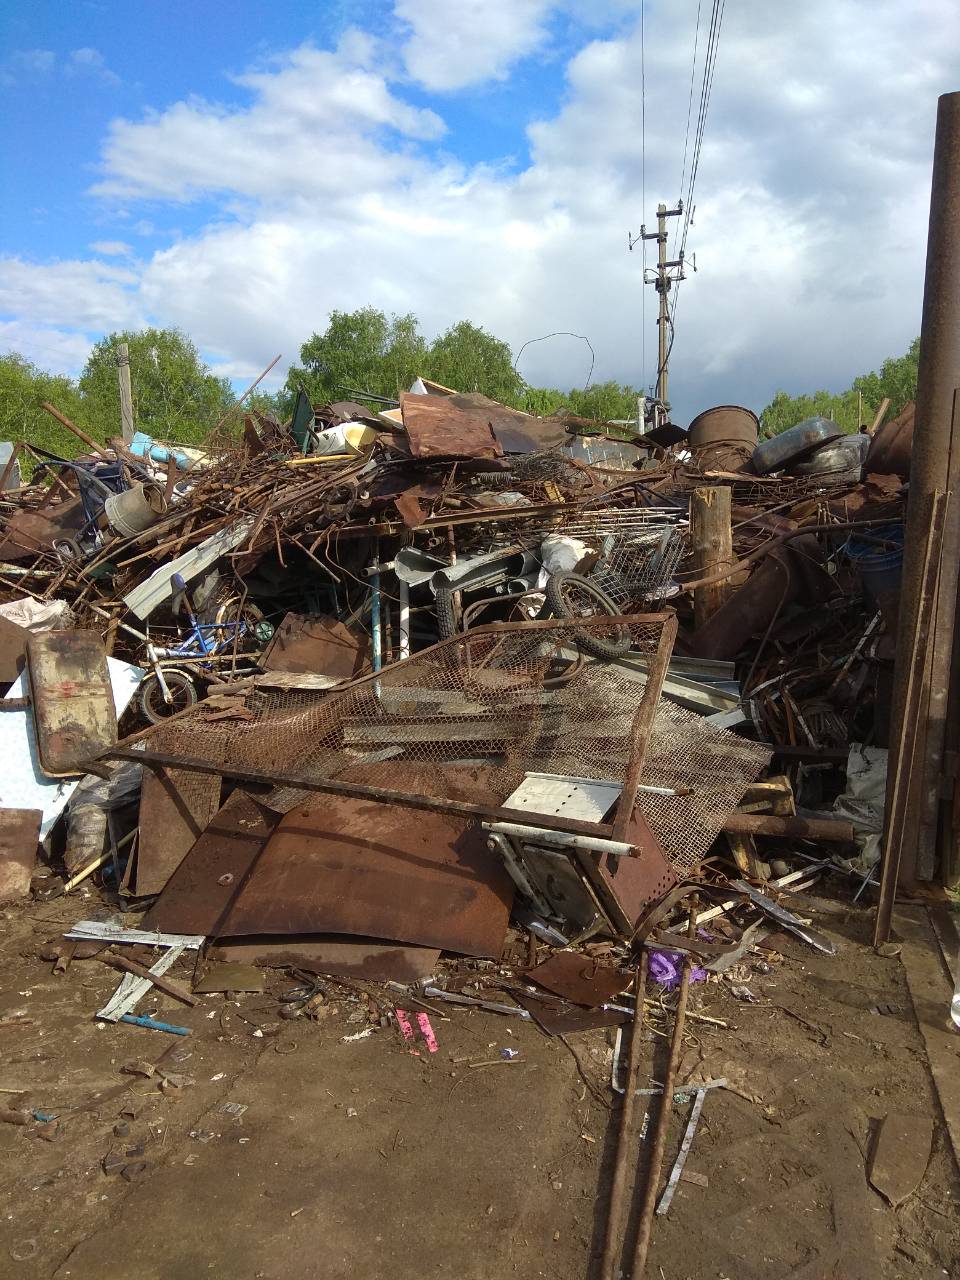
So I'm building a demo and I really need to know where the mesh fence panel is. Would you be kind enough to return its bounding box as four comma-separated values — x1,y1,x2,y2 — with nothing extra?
128,614,769,875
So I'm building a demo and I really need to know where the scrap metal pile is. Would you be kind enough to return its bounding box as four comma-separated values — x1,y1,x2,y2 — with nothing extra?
0,387,911,1016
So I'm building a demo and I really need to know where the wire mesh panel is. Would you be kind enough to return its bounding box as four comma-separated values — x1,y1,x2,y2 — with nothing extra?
640,699,771,873
124,613,770,876
127,615,670,809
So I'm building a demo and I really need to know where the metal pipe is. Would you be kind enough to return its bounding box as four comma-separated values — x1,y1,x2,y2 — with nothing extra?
484,822,635,857
104,746,639,844
884,90,960,887
630,896,698,1276
398,578,410,660
599,955,649,1280
370,548,382,675
613,613,678,841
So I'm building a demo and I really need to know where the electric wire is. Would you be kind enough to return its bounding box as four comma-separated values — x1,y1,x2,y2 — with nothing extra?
662,0,725,386
672,0,704,261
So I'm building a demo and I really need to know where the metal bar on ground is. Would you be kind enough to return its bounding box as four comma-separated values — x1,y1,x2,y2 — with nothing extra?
599,955,648,1280
102,747,634,845
630,895,698,1276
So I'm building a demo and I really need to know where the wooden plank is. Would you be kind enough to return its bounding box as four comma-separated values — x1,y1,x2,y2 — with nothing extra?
895,905,960,1170
101,952,198,1006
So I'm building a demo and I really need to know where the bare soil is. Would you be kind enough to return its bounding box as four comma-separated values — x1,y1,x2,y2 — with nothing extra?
0,879,957,1279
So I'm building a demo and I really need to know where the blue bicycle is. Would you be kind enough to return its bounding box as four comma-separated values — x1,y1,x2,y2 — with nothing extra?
137,573,274,723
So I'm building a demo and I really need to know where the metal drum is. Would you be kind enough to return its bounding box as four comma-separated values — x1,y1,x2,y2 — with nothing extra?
687,405,758,471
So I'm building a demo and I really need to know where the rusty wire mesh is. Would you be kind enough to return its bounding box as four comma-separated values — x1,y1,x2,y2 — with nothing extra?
129,613,768,875
134,616,665,801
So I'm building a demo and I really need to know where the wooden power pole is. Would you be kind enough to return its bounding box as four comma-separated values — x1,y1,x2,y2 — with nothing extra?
631,202,684,424
117,343,134,444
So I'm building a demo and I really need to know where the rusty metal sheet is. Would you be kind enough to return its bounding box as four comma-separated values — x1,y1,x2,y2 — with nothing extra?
216,795,514,958
0,614,28,683
26,629,115,776
132,761,222,898
261,613,369,680
514,991,628,1036
597,810,678,926
0,807,41,904
0,498,86,562
400,392,503,460
523,952,630,1007
866,402,914,479
394,489,428,527
206,937,440,983
447,393,569,454
141,789,279,932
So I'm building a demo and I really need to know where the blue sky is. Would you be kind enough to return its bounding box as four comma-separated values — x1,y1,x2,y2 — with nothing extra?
1,1,958,420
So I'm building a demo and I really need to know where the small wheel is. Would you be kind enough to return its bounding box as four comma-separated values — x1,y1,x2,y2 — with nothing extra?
545,572,633,660
138,671,199,724
212,597,269,650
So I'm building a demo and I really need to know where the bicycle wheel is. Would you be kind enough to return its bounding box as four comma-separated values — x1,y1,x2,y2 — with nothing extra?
138,671,199,724
545,572,633,660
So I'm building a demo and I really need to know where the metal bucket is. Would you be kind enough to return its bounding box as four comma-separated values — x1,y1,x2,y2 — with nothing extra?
687,405,758,471
104,483,167,538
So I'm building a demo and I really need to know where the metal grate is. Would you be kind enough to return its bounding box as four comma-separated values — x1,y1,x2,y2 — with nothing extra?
124,614,768,876
126,615,671,814
640,699,772,873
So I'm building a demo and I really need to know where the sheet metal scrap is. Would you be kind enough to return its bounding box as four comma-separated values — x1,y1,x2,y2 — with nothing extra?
399,392,503,460
213,792,515,959
142,790,280,935
523,951,631,1007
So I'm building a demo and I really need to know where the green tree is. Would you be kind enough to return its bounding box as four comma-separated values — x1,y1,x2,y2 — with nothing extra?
285,308,427,409
565,382,642,423
851,337,920,416
0,352,85,460
78,328,233,445
760,338,920,437
424,320,524,404
516,385,569,416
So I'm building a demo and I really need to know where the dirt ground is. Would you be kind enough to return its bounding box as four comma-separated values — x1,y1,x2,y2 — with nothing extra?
1,878,958,1280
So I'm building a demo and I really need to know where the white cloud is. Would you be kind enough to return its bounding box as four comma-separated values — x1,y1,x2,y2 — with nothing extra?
396,0,554,91
89,240,133,257
3,3,960,419
0,257,142,332
90,38,444,204
67,47,120,84
0,321,93,377
0,48,55,86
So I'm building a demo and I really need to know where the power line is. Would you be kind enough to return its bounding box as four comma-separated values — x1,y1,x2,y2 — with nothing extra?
679,0,725,260
672,0,703,261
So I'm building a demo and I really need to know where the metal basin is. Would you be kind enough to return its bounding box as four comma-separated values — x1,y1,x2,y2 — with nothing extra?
751,416,843,474
789,432,870,478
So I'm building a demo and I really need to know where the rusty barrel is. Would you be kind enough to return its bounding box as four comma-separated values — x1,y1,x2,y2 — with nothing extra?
687,405,758,472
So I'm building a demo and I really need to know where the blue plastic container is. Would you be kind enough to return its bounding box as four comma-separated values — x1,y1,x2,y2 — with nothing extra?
844,525,904,606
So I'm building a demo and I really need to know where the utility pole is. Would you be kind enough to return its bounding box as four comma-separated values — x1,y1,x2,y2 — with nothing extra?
117,343,134,444
630,202,684,427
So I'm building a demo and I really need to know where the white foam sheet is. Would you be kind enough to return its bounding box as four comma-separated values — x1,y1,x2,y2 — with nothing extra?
1,658,143,837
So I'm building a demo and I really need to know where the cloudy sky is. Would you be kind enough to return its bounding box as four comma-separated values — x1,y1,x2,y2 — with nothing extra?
0,0,957,422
